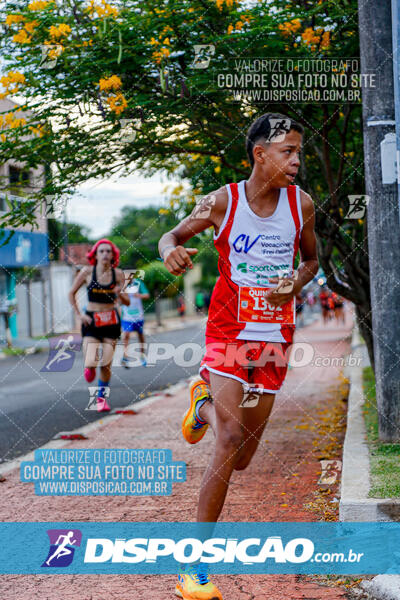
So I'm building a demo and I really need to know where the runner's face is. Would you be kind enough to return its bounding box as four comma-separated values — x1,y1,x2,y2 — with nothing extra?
96,243,113,266
256,129,302,187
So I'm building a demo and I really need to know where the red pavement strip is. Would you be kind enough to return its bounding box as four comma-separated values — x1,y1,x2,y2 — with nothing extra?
0,315,355,599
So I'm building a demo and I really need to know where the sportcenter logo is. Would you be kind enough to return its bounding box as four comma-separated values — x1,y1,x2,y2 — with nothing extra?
236,262,290,274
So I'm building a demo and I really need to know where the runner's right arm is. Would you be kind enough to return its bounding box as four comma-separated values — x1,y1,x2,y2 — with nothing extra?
68,267,92,325
159,187,228,276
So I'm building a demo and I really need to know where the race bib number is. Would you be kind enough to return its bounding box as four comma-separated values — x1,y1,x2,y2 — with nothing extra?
238,287,295,324
93,310,118,327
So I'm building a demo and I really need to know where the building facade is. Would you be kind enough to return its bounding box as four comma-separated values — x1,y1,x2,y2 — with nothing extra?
0,97,49,341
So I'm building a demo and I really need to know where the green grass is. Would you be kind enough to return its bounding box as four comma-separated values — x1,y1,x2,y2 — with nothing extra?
363,367,400,498
1,347,27,356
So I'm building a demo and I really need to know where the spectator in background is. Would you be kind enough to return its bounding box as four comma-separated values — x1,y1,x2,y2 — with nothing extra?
177,294,186,319
332,292,345,324
204,292,212,313
195,290,205,314
120,274,150,368
319,287,332,323
306,290,315,306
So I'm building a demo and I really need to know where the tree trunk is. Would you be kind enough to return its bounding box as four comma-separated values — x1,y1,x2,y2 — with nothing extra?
358,0,400,441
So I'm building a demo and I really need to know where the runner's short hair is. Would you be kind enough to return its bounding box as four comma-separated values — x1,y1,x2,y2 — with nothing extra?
246,113,304,168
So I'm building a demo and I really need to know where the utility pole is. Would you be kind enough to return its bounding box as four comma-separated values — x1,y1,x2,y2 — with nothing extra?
358,0,400,441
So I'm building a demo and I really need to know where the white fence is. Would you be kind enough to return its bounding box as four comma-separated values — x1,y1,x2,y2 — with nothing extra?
15,262,75,338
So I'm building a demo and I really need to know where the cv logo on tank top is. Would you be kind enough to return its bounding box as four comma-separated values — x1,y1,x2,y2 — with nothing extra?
233,234,261,254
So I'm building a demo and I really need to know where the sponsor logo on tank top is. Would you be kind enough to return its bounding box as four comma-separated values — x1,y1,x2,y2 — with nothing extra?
236,262,291,285
233,233,294,256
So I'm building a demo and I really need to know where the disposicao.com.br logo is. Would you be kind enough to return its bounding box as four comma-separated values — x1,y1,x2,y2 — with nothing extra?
83,536,363,566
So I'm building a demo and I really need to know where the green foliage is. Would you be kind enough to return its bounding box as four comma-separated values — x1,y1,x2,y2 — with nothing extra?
142,258,179,299
47,219,92,259
107,205,177,268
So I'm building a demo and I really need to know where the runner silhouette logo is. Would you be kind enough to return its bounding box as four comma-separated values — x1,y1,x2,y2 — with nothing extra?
42,529,82,568
41,335,81,372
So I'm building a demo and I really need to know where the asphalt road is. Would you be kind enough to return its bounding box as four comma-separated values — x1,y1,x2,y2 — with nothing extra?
0,323,205,463
0,305,319,464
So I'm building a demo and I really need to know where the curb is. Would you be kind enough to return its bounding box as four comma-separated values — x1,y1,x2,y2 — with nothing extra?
359,575,400,600
339,328,400,521
340,329,400,600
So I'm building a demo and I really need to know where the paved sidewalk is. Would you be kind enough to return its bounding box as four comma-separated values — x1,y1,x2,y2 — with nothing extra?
0,313,355,599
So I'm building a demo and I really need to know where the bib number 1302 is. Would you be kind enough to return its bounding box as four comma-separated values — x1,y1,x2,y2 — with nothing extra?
238,286,295,324
253,296,281,312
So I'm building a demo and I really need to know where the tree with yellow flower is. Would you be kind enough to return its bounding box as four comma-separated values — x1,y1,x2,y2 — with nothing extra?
0,0,372,357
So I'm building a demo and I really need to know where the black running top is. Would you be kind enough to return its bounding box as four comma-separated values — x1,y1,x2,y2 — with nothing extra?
87,266,117,304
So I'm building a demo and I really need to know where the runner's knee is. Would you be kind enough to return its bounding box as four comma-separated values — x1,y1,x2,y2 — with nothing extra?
218,426,244,450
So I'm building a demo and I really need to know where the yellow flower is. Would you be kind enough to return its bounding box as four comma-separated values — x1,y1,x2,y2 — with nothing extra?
214,165,221,173
106,92,127,115
301,27,320,46
159,208,169,215
291,18,301,31
278,19,302,37
47,44,64,59
49,23,71,39
98,75,122,91
152,47,170,63
321,31,330,49
13,29,32,44
24,20,39,33
5,14,25,25
28,0,51,10
1,71,26,85
227,24,234,34
29,124,44,136
10,116,27,128
216,0,237,9
0,71,26,98
241,159,250,168
86,0,118,18
235,21,243,30
163,37,170,45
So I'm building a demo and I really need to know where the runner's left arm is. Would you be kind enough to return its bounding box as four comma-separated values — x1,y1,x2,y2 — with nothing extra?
135,280,150,300
267,190,319,307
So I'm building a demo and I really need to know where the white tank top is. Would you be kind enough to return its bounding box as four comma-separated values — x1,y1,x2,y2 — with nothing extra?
206,179,303,343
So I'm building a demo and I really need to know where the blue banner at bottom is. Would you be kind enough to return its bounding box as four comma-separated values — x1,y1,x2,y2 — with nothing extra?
1,522,399,574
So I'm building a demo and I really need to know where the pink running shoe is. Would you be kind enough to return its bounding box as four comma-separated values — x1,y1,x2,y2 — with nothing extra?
84,367,96,383
97,396,111,412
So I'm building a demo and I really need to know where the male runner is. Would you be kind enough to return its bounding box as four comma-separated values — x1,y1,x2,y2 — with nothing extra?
159,113,319,600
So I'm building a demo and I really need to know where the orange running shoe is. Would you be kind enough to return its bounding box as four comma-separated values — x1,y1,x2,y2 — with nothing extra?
181,379,211,444
175,563,222,600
